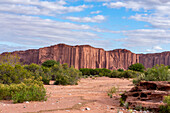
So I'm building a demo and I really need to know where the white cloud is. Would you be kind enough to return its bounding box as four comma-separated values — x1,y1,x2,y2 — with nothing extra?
0,13,112,53
0,0,91,15
145,46,163,53
103,0,170,29
0,44,28,53
115,29,170,50
85,0,111,2
65,15,105,23
90,10,101,14
103,2,126,8
153,46,163,50
130,14,170,29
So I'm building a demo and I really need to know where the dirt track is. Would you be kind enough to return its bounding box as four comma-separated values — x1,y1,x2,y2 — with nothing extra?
0,77,134,113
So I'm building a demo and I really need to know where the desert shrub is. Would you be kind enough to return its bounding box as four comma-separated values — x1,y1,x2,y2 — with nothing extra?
109,70,121,78
107,86,118,98
159,96,170,113
133,65,170,84
117,68,124,72
42,60,59,68
79,68,91,76
0,64,31,84
94,75,99,77
62,63,69,70
24,63,52,84
24,63,43,79
121,70,138,78
168,65,170,69
89,75,93,78
144,64,170,81
41,66,52,85
51,64,63,80
54,66,82,85
128,63,145,72
0,79,46,103
79,68,111,76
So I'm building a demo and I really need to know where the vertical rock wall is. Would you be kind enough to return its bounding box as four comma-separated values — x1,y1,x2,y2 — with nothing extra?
0,44,170,69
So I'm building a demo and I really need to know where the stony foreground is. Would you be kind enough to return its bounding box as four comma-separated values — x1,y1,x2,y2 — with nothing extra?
123,81,170,112
0,77,135,113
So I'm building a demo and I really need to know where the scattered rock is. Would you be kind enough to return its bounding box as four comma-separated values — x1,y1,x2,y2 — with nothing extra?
121,81,170,112
110,107,115,110
118,111,123,113
78,103,82,105
85,107,90,110
25,101,29,103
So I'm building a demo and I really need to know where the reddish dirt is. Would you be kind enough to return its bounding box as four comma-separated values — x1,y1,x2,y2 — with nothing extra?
0,77,134,113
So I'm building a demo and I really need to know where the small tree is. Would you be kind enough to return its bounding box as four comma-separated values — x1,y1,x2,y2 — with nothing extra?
42,60,59,68
145,64,170,81
128,63,145,72
168,65,170,69
117,68,124,72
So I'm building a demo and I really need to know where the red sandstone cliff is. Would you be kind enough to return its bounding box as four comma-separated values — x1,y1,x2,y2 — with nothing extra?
0,44,170,69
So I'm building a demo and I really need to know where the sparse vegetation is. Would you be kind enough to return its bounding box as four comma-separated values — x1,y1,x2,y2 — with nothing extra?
133,64,170,84
128,63,145,72
42,60,59,68
117,68,124,72
107,86,118,98
79,68,111,77
159,95,170,113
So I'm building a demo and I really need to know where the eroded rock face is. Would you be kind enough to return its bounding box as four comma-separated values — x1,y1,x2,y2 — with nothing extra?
0,44,170,69
122,81,170,111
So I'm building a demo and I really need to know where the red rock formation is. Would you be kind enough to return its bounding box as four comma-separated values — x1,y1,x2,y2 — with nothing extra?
121,81,170,112
0,44,170,69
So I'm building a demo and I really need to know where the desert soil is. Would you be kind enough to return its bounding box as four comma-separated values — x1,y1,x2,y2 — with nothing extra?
0,77,134,113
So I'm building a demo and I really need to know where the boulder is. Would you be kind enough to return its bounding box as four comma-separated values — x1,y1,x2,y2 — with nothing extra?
121,81,170,112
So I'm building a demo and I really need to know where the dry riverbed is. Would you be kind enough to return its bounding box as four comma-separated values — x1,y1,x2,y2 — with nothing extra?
0,77,134,113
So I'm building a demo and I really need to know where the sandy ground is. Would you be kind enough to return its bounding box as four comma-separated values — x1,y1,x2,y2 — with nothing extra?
0,77,134,113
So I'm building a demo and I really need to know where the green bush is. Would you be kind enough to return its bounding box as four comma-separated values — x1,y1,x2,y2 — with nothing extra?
117,68,124,72
54,66,82,85
51,64,63,80
41,66,52,85
144,64,170,81
133,65,170,84
79,68,111,76
24,63,52,84
79,68,91,76
168,65,170,69
0,79,46,103
121,70,138,78
42,60,59,68
128,63,145,72
109,70,121,78
0,64,31,84
159,96,170,113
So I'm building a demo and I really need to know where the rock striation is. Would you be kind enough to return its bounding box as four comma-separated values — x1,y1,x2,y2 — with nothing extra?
121,81,170,112
0,44,170,69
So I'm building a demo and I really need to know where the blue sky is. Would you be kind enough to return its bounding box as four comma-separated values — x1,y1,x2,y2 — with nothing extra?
0,0,170,53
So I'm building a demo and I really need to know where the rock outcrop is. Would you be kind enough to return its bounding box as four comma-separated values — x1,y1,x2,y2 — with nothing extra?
121,81,170,112
0,44,170,69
